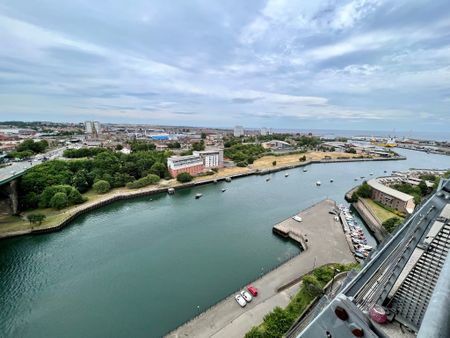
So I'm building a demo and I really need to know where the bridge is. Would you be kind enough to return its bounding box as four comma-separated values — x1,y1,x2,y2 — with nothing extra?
0,147,65,214
294,178,450,337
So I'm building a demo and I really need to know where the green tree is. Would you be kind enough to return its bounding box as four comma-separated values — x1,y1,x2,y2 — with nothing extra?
263,307,295,338
177,172,193,183
167,142,181,149
126,174,160,189
68,189,85,205
93,180,111,194
22,192,39,210
236,161,248,167
383,217,402,233
418,180,428,195
299,155,306,162
149,162,167,178
272,160,277,166
356,181,372,198
50,192,69,210
192,140,205,151
72,169,90,193
244,327,264,338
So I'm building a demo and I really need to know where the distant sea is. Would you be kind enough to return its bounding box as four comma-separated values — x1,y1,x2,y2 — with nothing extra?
275,129,449,142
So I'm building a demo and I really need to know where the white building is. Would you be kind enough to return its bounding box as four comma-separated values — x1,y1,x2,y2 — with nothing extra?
234,125,244,137
261,140,292,150
193,149,224,168
260,127,268,136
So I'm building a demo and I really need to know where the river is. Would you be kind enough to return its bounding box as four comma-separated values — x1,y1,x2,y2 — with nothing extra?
1,148,450,337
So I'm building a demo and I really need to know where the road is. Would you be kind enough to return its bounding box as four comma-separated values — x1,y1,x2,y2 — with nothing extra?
0,147,66,184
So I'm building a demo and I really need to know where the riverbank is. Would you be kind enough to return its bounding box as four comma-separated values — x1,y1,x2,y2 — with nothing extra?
0,153,405,240
165,199,355,338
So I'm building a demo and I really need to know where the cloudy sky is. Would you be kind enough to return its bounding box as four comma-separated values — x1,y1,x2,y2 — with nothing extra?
0,0,449,131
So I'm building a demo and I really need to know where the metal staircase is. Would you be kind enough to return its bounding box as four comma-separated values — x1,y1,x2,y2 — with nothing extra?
390,222,450,331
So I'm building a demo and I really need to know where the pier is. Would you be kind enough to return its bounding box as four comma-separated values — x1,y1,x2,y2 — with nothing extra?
166,199,355,338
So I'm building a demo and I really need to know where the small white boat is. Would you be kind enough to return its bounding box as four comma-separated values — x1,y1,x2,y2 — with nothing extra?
285,173,289,177
221,189,227,192
266,177,270,182
303,169,308,172
195,193,203,199
370,173,374,176
167,188,175,195
292,215,303,222
316,181,321,186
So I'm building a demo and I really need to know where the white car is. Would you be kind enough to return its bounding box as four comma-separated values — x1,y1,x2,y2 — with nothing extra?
292,215,303,222
240,290,252,302
235,294,247,307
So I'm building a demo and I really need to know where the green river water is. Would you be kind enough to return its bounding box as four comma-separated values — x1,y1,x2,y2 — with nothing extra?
1,148,450,337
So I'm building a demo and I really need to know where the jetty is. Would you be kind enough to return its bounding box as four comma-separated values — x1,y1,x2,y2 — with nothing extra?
166,199,355,338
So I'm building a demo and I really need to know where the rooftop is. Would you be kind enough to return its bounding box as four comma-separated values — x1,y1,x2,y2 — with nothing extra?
368,178,414,202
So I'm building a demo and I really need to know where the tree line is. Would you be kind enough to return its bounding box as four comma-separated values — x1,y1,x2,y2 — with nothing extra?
7,139,49,159
19,148,171,210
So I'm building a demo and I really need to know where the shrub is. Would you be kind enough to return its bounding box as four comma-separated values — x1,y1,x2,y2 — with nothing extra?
39,185,75,208
176,172,193,183
299,155,306,162
263,307,295,337
27,213,46,225
383,217,402,233
244,327,264,338
50,192,69,210
272,160,277,166
93,180,111,194
236,161,248,167
126,174,160,189
68,189,85,205
22,192,39,209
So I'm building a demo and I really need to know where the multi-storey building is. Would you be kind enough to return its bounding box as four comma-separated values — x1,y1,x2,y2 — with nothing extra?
368,179,415,214
193,149,224,168
84,121,101,136
234,125,244,137
167,155,204,177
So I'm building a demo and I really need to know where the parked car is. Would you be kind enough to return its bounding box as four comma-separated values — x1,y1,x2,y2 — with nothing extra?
247,285,258,297
235,294,247,307
240,290,252,302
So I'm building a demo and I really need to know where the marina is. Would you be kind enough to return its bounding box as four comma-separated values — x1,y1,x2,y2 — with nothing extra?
167,199,355,338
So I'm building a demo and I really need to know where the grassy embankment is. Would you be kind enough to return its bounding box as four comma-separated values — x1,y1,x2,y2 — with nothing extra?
360,198,403,223
0,151,364,237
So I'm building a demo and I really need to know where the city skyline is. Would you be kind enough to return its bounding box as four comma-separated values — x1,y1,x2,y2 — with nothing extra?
1,0,450,131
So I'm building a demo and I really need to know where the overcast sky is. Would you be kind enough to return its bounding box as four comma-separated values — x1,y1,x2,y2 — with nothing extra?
0,0,449,131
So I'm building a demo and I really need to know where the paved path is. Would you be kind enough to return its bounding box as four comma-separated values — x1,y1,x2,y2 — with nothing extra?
166,199,355,338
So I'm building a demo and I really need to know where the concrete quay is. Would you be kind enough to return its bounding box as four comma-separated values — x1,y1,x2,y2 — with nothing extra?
166,199,355,338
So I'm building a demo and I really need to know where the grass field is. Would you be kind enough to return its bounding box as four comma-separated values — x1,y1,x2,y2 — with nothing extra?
361,198,401,223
